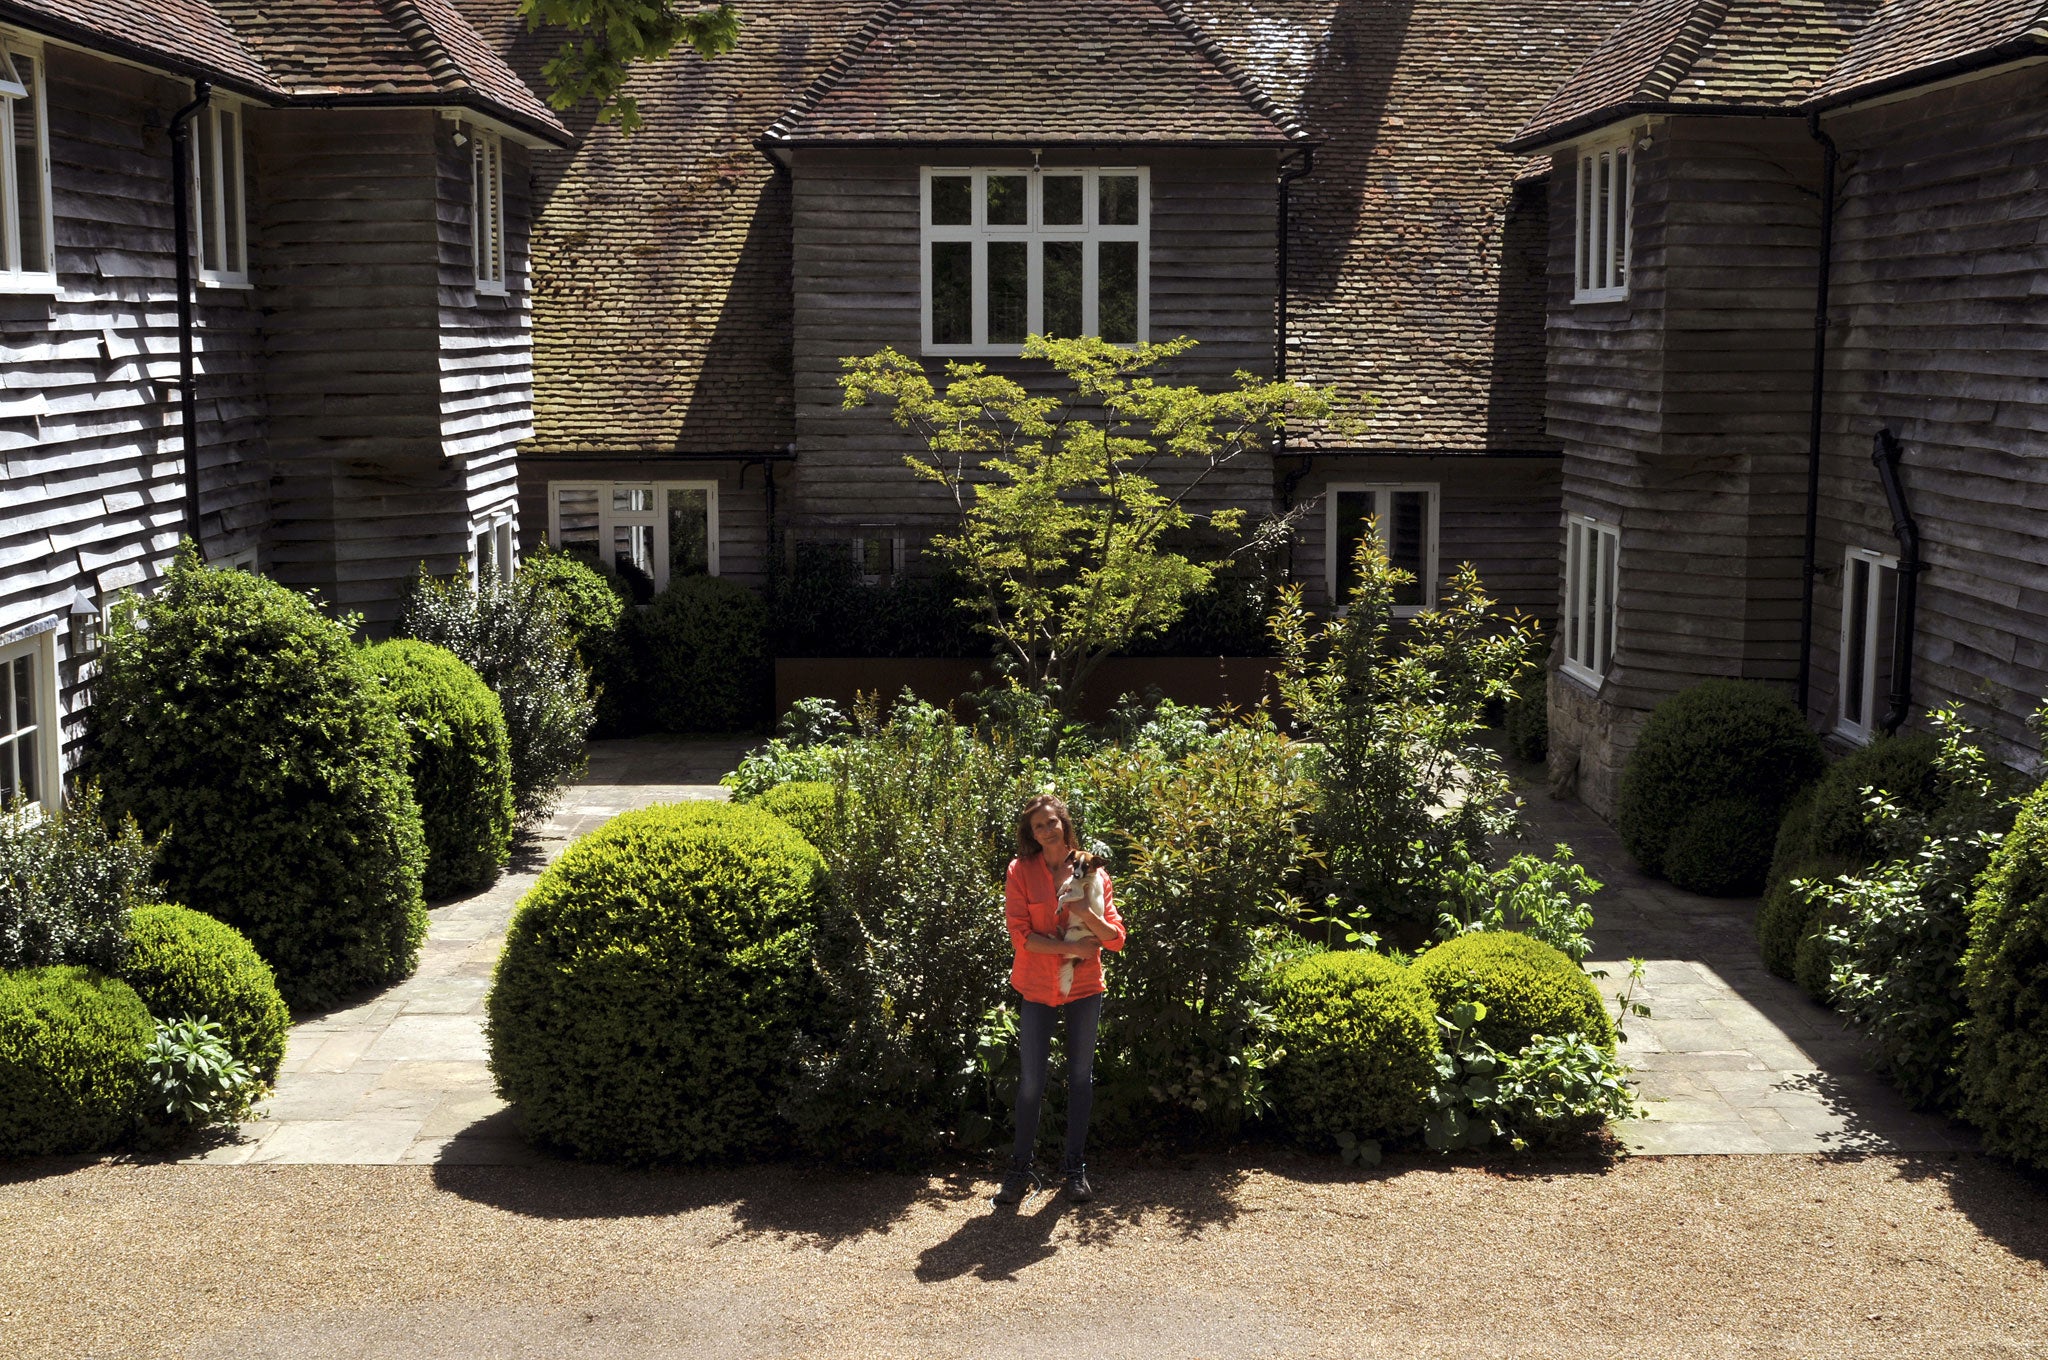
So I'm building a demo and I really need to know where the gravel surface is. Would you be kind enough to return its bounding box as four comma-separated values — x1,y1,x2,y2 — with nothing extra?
5,1151,2045,1358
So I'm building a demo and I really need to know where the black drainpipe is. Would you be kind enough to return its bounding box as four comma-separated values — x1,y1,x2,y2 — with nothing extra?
1276,147,1315,585
1872,427,1921,734
170,81,213,557
1795,112,1838,715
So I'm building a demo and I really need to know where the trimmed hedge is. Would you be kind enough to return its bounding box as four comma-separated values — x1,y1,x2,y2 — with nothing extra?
362,640,516,900
1617,680,1824,895
122,904,290,1084
636,575,772,733
749,781,835,849
487,802,826,1163
1412,931,1614,1055
0,966,153,1156
1268,950,1439,1145
87,549,427,1011
1959,781,2048,1169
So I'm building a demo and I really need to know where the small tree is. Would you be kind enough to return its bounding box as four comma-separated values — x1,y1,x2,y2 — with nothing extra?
841,335,1335,710
519,0,741,131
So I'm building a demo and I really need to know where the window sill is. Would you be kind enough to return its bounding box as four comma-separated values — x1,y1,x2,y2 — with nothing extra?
0,276,60,297
1557,660,1606,694
198,276,254,290
1571,287,1629,305
1831,721,1875,747
475,282,509,298
922,340,1141,357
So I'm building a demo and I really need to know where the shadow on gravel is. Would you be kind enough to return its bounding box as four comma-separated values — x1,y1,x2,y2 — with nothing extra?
1890,1153,2048,1268
0,1154,98,1189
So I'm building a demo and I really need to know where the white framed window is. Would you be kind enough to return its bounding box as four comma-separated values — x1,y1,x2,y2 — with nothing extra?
922,166,1147,354
471,129,505,294
1326,484,1439,616
1837,547,1900,744
852,533,902,587
470,515,515,586
1562,514,1620,685
194,98,249,286
0,35,55,291
548,481,718,599
1573,131,1632,302
0,626,59,811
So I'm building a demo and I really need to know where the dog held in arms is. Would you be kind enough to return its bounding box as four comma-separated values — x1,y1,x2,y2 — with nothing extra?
1055,852,1108,1000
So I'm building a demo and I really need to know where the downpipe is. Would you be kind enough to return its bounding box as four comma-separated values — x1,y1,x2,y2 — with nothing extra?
170,81,213,556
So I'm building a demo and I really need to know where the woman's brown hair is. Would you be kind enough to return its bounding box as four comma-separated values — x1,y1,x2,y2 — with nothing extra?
1015,794,1078,858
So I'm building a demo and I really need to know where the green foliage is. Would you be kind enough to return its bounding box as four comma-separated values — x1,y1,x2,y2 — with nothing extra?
1434,843,1600,964
1504,679,1549,763
1272,527,1535,932
520,542,633,733
1959,778,2048,1166
841,335,1335,705
0,965,152,1156
0,783,154,973
633,574,771,733
138,1015,257,1131
769,543,982,659
1411,930,1613,1057
362,640,515,900
750,780,835,849
1616,679,1823,893
1424,1001,1639,1152
487,802,825,1164
722,736,842,801
1794,902,1844,1002
519,0,740,132
1758,865,1848,980
122,903,289,1085
400,569,594,822
1267,949,1440,1147
88,549,427,1011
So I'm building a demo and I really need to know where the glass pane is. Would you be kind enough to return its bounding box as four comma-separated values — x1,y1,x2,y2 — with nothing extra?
1388,491,1427,607
1613,150,1629,286
1595,152,1613,289
985,174,1027,226
13,55,43,272
555,488,600,559
198,106,221,273
13,729,31,806
1599,530,1619,672
1,741,14,804
613,486,653,515
929,175,971,226
1564,525,1582,664
11,655,30,732
474,530,493,577
487,141,504,282
1334,490,1373,602
667,488,709,578
1844,558,1871,725
1099,174,1139,226
1042,175,1083,226
859,537,894,582
614,523,655,601
1042,240,1083,337
987,240,1028,344
224,107,244,273
1098,240,1138,343
931,240,972,345
1578,157,1595,292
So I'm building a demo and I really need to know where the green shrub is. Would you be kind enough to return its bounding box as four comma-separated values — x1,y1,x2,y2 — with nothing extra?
0,783,154,973
1504,681,1548,763
1960,781,2048,1168
749,781,835,849
1411,930,1613,1056
0,966,153,1156
1616,680,1823,893
487,802,826,1164
637,575,772,733
362,640,515,899
1794,906,1842,1002
768,543,982,659
1662,798,1786,898
1758,866,1847,980
521,544,636,737
400,570,594,822
138,1015,258,1133
1268,950,1440,1146
121,903,289,1085
87,549,427,1011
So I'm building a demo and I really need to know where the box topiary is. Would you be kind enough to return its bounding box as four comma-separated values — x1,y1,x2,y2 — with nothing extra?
1662,797,1787,899
362,640,516,900
121,903,290,1084
1411,930,1614,1055
1267,949,1440,1145
86,548,427,1012
1616,679,1824,894
486,801,826,1163
1959,781,2048,1169
637,575,772,734
1757,861,1850,981
0,965,153,1156
748,780,835,850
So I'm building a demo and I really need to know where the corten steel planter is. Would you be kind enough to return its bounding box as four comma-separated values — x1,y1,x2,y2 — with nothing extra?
774,656,1283,721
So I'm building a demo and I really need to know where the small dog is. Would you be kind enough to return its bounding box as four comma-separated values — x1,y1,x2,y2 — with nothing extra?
1055,852,1108,1000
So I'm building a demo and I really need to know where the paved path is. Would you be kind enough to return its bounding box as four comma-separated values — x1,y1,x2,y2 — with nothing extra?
188,738,750,1167
194,737,1966,1164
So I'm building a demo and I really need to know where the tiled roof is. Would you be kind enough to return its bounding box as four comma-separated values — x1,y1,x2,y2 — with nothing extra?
0,0,565,141
765,0,1302,145
1509,0,2048,149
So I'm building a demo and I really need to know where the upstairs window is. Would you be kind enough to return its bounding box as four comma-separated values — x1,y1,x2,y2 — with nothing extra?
194,99,248,286
1,629,56,811
1563,515,1619,684
472,129,505,293
922,167,1147,354
1327,484,1439,616
1573,132,1631,302
1837,547,1900,744
548,481,717,601
0,37,54,290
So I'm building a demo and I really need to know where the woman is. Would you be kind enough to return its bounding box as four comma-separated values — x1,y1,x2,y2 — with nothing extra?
994,793,1126,1206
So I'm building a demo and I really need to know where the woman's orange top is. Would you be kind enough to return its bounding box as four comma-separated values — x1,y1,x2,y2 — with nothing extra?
1003,852,1126,1007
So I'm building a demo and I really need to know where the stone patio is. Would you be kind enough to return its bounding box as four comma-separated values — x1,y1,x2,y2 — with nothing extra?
190,736,1969,1165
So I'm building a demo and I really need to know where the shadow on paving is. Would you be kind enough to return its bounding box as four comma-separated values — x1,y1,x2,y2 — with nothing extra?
579,736,761,787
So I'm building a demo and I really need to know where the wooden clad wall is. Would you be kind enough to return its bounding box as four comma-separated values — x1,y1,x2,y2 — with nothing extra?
0,45,269,768
787,145,1282,544
1815,64,2048,763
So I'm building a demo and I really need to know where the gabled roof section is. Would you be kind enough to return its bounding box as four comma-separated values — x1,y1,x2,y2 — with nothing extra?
764,0,1303,146
0,0,567,142
1812,0,2048,100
